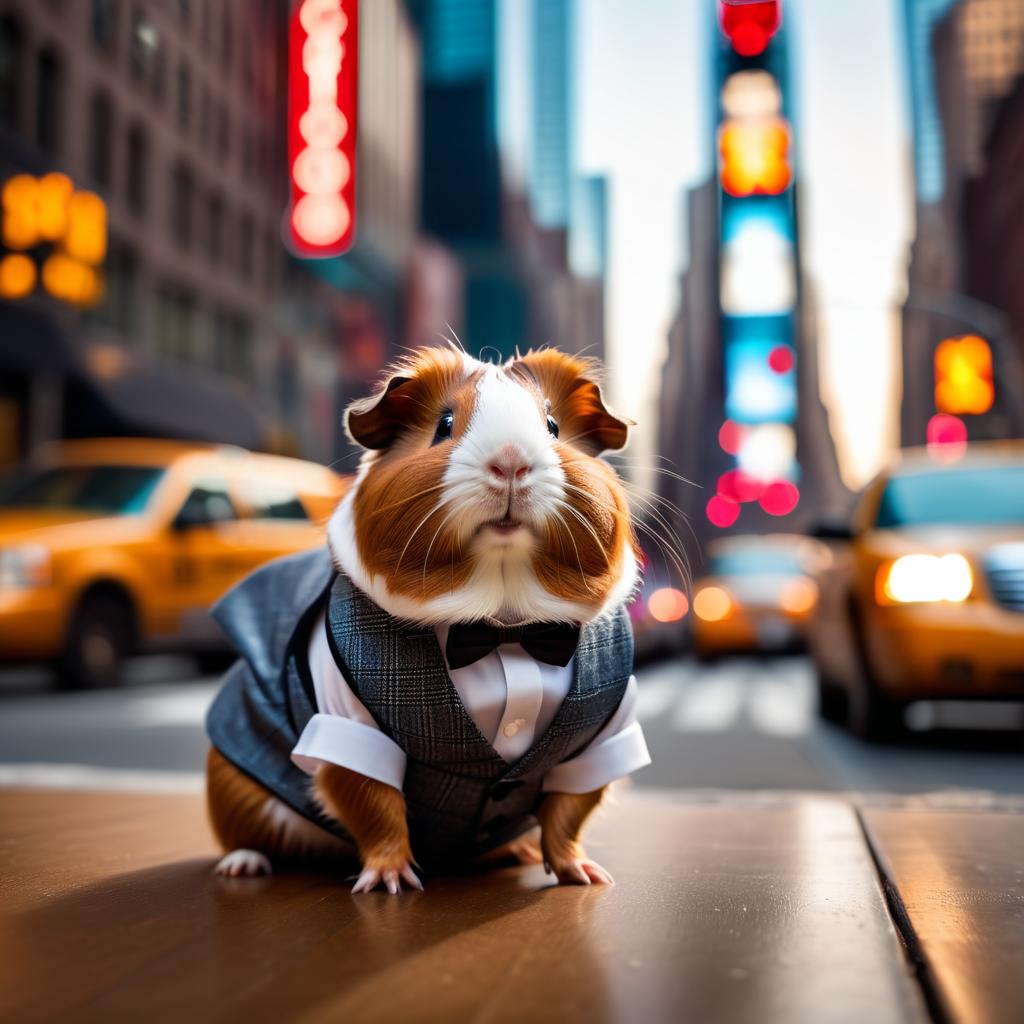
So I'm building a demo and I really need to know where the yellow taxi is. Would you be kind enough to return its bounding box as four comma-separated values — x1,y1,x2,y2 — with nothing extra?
690,534,825,658
0,439,346,688
808,441,1024,738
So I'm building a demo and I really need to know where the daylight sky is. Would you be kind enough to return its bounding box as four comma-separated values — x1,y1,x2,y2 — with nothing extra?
575,0,914,491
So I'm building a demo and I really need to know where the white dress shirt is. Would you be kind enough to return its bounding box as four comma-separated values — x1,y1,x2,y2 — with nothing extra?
291,612,651,795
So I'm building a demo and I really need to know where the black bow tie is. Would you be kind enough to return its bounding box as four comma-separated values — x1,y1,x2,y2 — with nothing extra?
445,621,581,670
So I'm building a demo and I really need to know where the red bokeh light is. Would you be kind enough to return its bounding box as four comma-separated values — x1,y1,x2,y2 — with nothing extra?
926,413,968,464
758,480,799,516
718,468,763,504
767,345,794,374
719,0,782,57
719,419,744,455
707,495,740,528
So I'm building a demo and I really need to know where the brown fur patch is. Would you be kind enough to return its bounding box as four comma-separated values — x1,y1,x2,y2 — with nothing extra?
205,747,351,863
352,349,483,601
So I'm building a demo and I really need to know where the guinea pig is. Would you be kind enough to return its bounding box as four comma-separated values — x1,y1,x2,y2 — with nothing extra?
205,346,650,893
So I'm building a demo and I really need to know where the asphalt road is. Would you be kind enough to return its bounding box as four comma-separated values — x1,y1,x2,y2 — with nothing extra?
1,654,1022,798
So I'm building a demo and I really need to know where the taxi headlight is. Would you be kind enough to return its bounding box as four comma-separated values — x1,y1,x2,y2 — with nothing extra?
0,546,52,590
877,553,973,605
693,585,736,622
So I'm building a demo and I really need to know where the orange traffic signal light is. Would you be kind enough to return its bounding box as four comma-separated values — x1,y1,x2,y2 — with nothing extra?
719,117,792,197
934,335,994,416
0,173,106,307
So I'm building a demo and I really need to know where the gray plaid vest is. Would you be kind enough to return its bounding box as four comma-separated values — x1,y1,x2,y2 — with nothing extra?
206,547,634,869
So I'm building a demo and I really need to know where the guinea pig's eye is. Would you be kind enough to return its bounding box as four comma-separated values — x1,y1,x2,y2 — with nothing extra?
546,415,559,439
433,411,454,444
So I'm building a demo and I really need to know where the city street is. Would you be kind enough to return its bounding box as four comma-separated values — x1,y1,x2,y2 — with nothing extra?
3,654,1022,801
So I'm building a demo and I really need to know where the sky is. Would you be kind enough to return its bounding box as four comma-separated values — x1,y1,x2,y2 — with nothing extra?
575,0,915,491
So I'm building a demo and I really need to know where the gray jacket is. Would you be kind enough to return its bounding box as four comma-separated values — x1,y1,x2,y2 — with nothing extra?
206,547,634,869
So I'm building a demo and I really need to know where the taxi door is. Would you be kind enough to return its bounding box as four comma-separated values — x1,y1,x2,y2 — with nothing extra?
164,476,251,645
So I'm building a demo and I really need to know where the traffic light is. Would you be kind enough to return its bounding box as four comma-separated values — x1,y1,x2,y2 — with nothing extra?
719,0,781,58
934,335,994,416
719,117,791,197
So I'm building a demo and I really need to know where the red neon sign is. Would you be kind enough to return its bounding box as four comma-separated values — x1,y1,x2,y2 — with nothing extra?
287,0,358,258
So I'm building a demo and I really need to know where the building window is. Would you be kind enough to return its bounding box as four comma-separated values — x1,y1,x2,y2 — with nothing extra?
130,7,164,101
35,49,63,156
263,228,277,291
169,161,193,249
199,83,211,149
213,310,251,382
89,238,138,335
0,16,23,132
88,91,114,188
238,212,254,279
220,7,233,70
91,0,119,55
156,283,195,364
206,192,224,263
242,125,255,177
126,124,147,216
216,103,230,159
176,60,190,130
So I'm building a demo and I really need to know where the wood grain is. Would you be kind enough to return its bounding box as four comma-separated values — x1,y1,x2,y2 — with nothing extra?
864,808,1024,1024
1,789,928,1024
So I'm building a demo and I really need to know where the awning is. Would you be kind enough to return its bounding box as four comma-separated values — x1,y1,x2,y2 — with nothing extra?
0,302,78,374
69,346,271,450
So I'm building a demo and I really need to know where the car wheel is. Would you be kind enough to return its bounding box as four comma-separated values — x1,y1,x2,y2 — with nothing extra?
846,597,905,741
58,592,135,690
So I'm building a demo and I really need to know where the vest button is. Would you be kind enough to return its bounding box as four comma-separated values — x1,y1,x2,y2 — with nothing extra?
502,718,526,738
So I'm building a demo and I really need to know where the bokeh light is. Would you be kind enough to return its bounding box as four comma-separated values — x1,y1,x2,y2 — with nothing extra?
934,335,994,416
779,578,818,616
648,587,690,623
0,253,37,299
707,495,740,528
767,344,794,374
718,419,744,455
718,467,763,503
693,585,735,622
758,479,800,516
926,412,967,464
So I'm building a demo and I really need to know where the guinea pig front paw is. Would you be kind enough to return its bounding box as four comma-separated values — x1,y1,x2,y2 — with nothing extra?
545,855,615,887
351,855,423,895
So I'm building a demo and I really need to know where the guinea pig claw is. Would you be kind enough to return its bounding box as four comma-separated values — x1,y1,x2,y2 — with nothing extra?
351,862,423,894
351,867,381,894
400,864,425,891
551,858,615,887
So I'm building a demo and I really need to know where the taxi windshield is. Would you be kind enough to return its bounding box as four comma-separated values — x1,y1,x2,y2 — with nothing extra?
0,465,165,515
709,548,803,576
876,464,1024,528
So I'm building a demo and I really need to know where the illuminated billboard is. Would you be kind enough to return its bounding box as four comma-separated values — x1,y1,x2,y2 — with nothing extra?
287,0,359,258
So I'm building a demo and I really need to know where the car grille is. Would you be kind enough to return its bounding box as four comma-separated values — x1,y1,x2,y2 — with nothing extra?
985,543,1024,613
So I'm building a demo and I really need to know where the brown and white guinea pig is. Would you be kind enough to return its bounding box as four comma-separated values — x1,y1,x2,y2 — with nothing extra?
207,346,642,892
328,345,640,626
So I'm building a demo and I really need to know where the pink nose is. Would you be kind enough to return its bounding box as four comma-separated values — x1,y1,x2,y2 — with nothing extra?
489,445,530,483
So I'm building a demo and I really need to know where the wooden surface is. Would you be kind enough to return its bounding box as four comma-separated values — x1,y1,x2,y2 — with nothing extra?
863,808,1024,1024
0,788,930,1024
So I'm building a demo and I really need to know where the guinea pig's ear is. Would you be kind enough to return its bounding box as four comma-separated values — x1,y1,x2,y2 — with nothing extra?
567,377,634,455
345,374,416,450
510,350,634,456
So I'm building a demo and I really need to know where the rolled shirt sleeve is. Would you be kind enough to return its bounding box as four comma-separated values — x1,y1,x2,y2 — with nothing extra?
290,611,407,790
542,675,651,794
